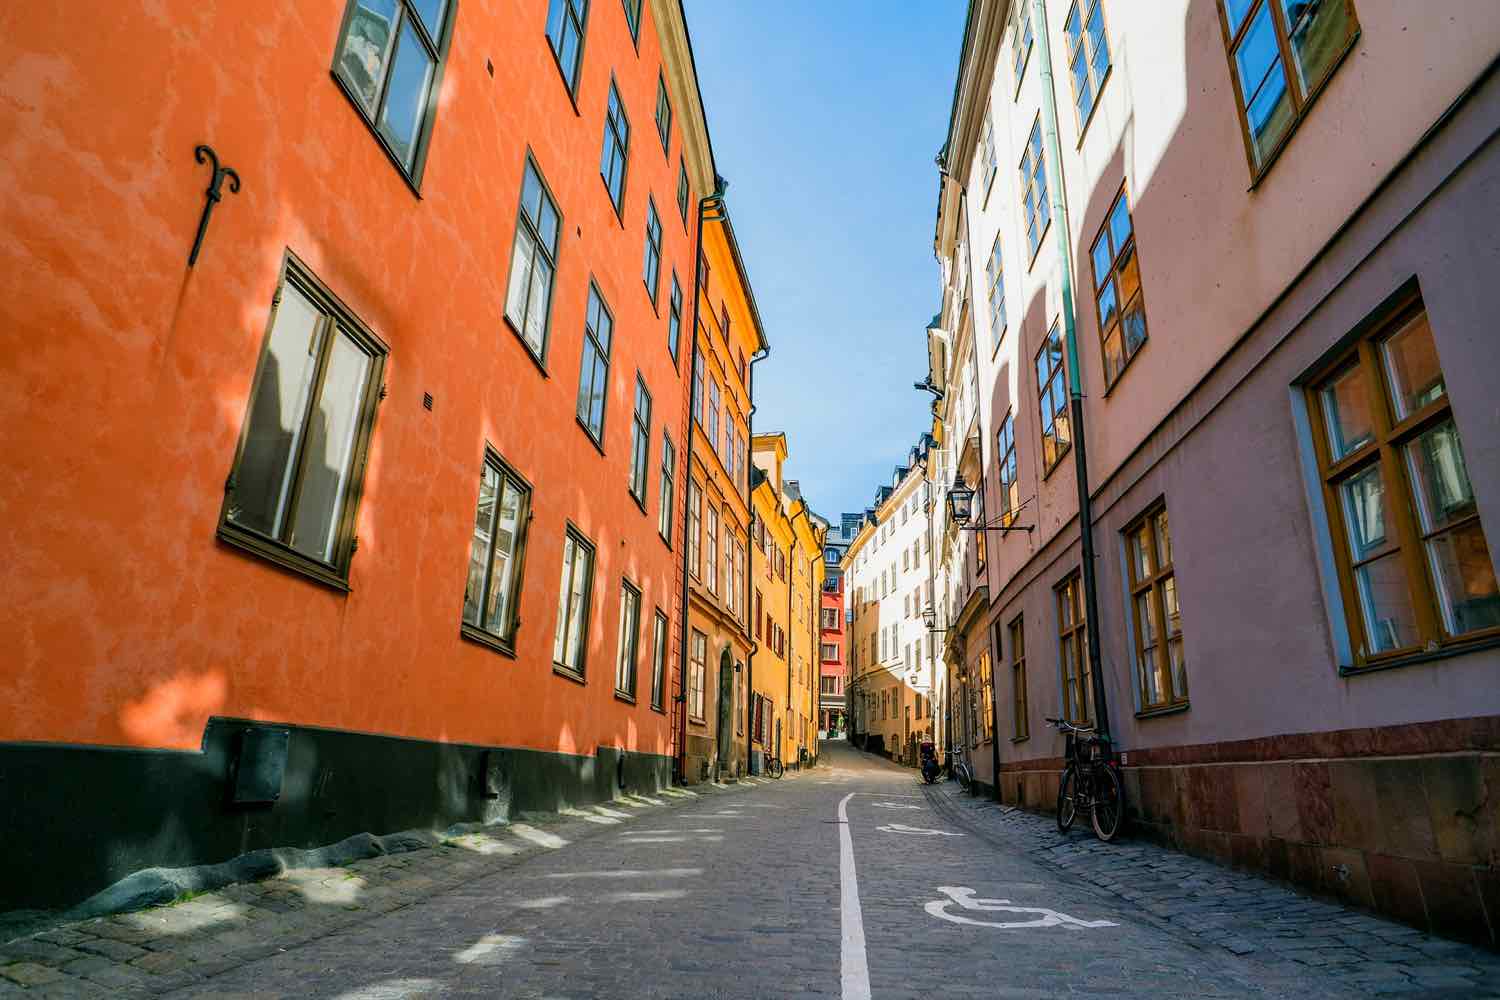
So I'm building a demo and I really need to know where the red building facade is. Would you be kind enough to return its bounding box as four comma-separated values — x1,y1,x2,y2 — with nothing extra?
819,570,846,735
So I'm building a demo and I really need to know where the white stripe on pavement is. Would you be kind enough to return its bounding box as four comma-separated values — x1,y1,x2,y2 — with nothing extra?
838,792,871,1000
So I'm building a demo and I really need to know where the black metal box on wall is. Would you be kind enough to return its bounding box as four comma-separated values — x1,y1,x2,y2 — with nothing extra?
228,726,290,805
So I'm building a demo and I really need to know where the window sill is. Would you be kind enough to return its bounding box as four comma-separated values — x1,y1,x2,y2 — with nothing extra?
553,664,587,686
1243,32,1361,191
687,715,707,727
1134,702,1189,721
217,522,351,593
1010,733,1030,744
1339,633,1500,677
460,623,517,659
1074,66,1112,150
577,417,607,456
650,701,666,715
614,689,637,705
328,72,425,200
502,315,550,378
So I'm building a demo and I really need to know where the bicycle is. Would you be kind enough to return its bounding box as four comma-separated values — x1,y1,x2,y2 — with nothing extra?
950,744,974,793
1046,717,1124,842
765,754,784,779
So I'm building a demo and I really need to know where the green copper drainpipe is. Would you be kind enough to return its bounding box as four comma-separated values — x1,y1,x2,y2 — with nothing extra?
1029,0,1111,739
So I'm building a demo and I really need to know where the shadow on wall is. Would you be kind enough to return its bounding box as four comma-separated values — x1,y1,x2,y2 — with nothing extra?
0,715,672,914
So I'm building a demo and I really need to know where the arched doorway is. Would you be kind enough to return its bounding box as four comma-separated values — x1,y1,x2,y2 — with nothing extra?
715,647,734,771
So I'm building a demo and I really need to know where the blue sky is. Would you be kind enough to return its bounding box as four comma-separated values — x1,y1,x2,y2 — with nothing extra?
686,2,967,521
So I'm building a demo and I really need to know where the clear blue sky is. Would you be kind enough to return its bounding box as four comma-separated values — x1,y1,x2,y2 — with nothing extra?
686,2,967,521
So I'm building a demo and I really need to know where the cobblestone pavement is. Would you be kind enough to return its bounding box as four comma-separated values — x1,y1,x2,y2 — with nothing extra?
1,743,1495,998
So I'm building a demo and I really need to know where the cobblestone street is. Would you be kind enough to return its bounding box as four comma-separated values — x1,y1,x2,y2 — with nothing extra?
3,742,1494,997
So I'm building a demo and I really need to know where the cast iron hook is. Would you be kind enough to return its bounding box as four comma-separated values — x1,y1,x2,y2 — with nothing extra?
188,143,242,267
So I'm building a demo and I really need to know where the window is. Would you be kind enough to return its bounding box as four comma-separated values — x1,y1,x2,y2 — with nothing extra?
687,480,702,577
220,257,386,588
659,433,675,543
677,161,690,225
1012,7,1033,92
980,112,998,195
600,81,629,217
1035,323,1072,473
1063,0,1111,130
698,248,710,291
553,528,596,676
1308,298,1498,664
706,504,719,595
984,236,1007,351
1126,505,1188,711
575,284,612,443
821,675,841,695
668,273,683,363
688,630,706,720
1019,118,1051,259
615,580,641,697
735,671,744,734
1009,616,1028,740
544,0,587,96
692,347,704,424
977,649,994,742
1084,191,1147,389
974,489,987,572
626,375,652,503
650,610,668,709
822,643,839,663
707,378,720,452
504,157,561,361
461,450,532,652
720,302,732,344
621,0,642,42
821,607,838,629
643,198,662,305
1218,0,1359,175
996,411,1019,526
655,74,672,154
332,0,453,182
1056,572,1092,724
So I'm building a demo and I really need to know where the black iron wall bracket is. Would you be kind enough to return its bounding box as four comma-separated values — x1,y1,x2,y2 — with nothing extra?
188,144,241,267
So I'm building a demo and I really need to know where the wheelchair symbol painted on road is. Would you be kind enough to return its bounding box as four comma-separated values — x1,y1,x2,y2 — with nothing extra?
870,802,923,810
876,823,964,836
924,887,1118,930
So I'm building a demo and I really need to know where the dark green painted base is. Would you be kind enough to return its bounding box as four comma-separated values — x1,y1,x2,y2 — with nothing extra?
0,717,671,912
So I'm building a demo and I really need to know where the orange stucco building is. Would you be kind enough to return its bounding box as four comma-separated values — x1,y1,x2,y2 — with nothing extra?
1,0,716,910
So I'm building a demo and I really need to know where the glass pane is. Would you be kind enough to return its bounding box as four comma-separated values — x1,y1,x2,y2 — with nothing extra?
1090,233,1113,289
484,478,524,637
537,194,559,256
1087,4,1109,78
1225,0,1257,35
1353,552,1418,654
1102,329,1125,386
1129,524,1152,583
1155,509,1172,567
521,164,543,229
377,17,434,170
1244,58,1294,166
1406,420,1475,532
1072,50,1094,122
1167,634,1187,700
336,0,398,113
524,253,552,356
289,330,372,563
1319,362,1374,460
1097,277,1119,333
1280,0,1351,95
553,538,575,663
1122,297,1148,356
1234,3,1280,99
1381,312,1445,419
1339,463,1394,560
565,543,590,668
462,463,498,628
1137,592,1161,705
410,0,447,39
1116,244,1141,305
1063,3,1081,51
1108,195,1132,252
505,231,536,334
230,283,324,538
1425,520,1500,637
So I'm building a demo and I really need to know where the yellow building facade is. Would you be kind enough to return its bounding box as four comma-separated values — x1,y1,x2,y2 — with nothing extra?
680,204,767,783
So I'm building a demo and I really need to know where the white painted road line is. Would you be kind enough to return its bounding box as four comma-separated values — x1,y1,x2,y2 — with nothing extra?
837,792,871,1000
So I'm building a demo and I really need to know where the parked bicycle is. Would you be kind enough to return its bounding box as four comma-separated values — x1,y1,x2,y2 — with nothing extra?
1046,717,1124,842
765,754,784,779
950,743,974,793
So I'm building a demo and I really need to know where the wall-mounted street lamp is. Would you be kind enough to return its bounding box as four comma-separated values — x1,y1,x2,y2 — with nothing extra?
921,605,944,633
913,377,944,399
946,473,1033,535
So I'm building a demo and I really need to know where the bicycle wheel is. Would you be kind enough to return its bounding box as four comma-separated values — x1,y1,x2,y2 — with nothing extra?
1090,764,1125,842
956,763,972,793
767,757,784,779
1056,764,1078,833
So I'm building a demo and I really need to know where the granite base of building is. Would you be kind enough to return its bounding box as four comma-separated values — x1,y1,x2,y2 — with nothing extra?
994,717,1500,947
0,716,672,913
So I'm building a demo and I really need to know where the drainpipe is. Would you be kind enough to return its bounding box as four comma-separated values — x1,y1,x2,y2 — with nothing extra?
1031,0,1111,739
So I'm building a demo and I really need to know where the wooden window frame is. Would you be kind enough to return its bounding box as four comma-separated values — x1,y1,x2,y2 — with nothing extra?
503,153,563,369
1055,571,1092,725
628,373,652,507
1125,502,1189,713
1306,294,1500,670
655,73,673,155
1062,0,1112,141
1215,0,1361,183
688,629,706,722
705,502,719,595
621,0,642,44
575,281,613,447
676,161,690,228
1009,614,1029,741
614,577,641,700
552,524,597,680
976,648,995,744
985,234,1007,356
1090,182,1148,390
1019,117,1051,264
650,609,668,711
1034,322,1072,476
544,0,589,101
979,111,998,200
218,252,388,592
687,478,703,579
459,446,534,657
643,197,662,308
658,431,675,545
330,0,457,192
996,410,1019,528
600,78,630,221
1011,7,1033,96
